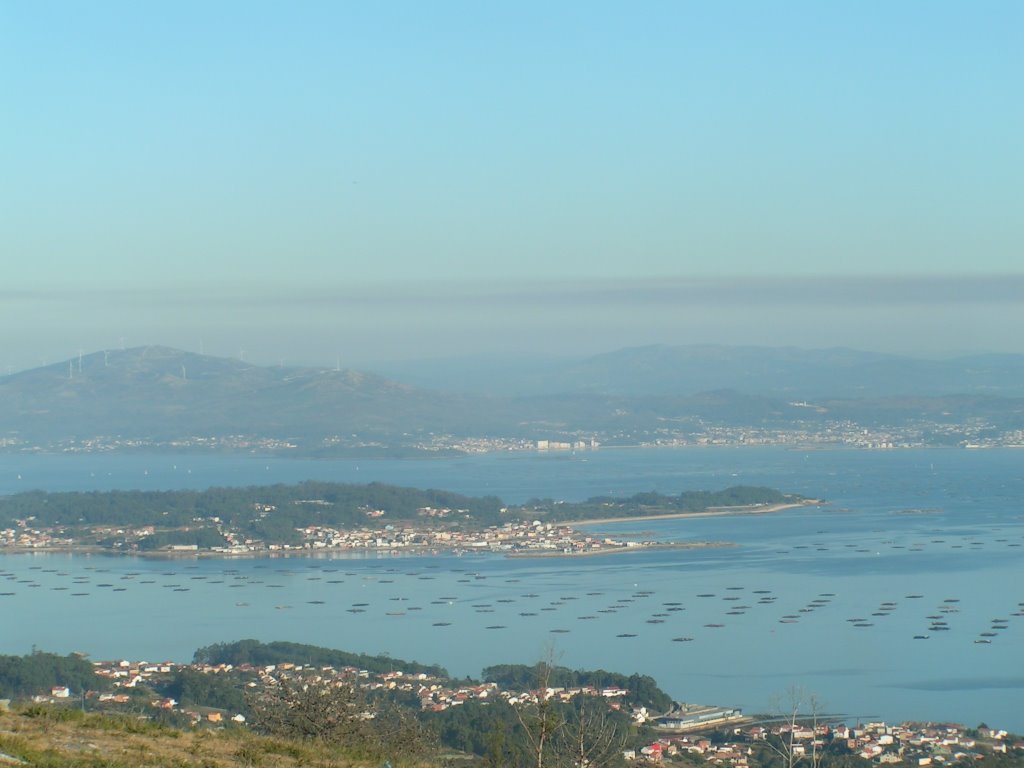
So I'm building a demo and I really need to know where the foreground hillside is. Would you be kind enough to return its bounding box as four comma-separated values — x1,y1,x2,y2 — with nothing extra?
1,643,1022,768
0,707,416,768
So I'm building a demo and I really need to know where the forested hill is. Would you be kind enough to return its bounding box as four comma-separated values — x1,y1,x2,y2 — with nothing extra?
193,640,447,677
482,663,672,711
0,481,504,531
0,652,107,699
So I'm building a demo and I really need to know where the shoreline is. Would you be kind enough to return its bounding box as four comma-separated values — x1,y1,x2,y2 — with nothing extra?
0,501,822,561
570,498,823,526
505,541,735,559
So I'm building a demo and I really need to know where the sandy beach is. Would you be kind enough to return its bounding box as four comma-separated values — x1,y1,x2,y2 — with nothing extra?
505,540,735,559
569,498,823,526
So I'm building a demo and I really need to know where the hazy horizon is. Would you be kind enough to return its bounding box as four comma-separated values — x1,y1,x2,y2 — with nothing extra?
4,3,1022,371
2,272,1024,374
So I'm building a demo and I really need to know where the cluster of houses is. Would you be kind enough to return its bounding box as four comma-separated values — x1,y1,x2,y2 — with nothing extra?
35,657,644,727
244,661,638,716
26,658,1023,766
278,516,637,557
2,504,646,556
627,721,1023,765
0,519,73,549
418,679,633,714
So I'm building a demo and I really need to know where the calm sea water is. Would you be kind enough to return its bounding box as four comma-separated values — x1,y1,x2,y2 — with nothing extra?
0,447,1022,729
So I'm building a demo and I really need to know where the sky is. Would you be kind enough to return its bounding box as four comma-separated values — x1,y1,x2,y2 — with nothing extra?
2,1,1022,370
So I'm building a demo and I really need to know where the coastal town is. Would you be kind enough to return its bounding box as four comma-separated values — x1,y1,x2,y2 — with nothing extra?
5,412,1024,458
18,655,1023,767
0,503,745,558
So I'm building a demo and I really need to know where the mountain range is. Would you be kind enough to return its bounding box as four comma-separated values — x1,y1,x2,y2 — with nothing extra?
375,344,1024,398
2,345,1023,451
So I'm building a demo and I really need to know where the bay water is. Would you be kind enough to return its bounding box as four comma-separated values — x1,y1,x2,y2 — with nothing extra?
0,447,1021,729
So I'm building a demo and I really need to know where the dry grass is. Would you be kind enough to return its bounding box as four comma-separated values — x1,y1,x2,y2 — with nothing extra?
0,708,434,768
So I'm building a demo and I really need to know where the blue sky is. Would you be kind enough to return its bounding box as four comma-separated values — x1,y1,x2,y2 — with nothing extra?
2,2,1022,368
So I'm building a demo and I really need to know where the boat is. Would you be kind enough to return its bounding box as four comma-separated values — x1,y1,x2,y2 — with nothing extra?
672,637,694,642
616,633,637,638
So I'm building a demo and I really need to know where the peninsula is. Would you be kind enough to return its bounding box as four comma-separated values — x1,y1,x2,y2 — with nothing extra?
0,482,814,558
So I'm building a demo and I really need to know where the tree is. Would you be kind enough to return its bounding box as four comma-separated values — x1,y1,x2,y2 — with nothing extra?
513,650,565,768
512,645,628,768
763,687,823,768
247,676,435,763
552,697,628,768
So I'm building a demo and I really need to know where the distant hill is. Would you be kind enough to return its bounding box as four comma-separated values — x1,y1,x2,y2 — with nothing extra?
376,344,1024,398
0,346,496,444
3,346,1024,451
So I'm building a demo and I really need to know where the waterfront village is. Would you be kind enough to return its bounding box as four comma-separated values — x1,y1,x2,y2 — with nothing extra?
21,658,1022,766
1,505,713,558
11,414,1024,456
